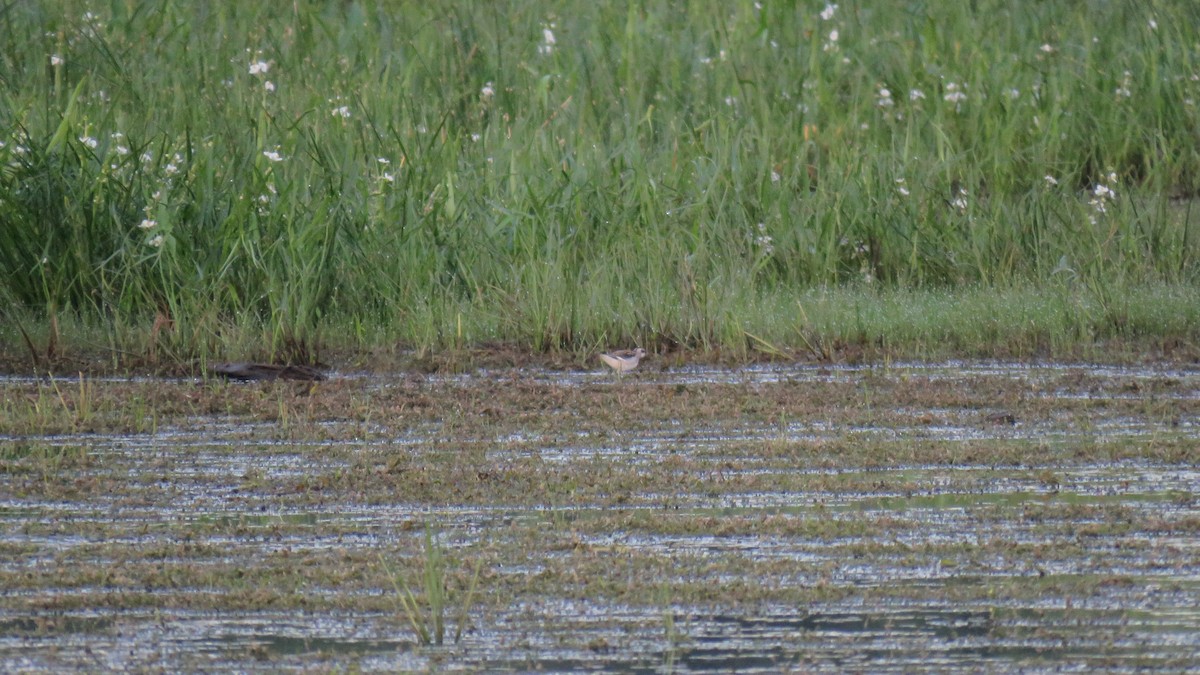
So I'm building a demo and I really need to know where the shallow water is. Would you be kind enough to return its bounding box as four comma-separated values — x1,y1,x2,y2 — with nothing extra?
1,361,1198,671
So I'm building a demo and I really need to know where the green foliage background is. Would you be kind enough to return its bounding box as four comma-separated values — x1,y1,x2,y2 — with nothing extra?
2,1,1197,358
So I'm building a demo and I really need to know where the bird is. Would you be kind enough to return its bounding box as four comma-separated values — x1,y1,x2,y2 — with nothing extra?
598,348,647,375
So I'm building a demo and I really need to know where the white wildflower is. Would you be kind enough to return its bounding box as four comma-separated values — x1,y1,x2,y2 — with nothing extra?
1115,71,1132,99
249,60,270,75
332,105,351,119
1040,44,1054,54
263,150,284,162
754,222,774,256
138,218,157,229
943,83,967,104
1044,175,1058,186
481,82,495,98
823,29,839,52
820,4,838,21
1088,176,1117,221
264,81,275,92
79,136,98,149
877,87,894,107
909,89,926,101
538,27,556,55
50,55,64,66
148,234,164,248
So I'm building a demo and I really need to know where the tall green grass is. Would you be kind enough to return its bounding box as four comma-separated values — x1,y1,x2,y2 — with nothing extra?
1,1,1197,359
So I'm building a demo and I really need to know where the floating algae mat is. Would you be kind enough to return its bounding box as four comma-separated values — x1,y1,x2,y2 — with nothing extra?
0,362,1197,671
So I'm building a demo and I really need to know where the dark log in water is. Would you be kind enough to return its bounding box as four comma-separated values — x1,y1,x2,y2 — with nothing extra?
209,363,326,382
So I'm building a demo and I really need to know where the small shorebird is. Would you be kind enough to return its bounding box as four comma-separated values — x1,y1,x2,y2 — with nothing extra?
598,348,647,375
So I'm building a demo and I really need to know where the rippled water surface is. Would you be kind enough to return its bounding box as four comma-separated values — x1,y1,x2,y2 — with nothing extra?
1,361,1197,671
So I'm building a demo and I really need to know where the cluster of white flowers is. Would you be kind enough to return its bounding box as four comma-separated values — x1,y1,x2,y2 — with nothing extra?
754,222,774,258
139,189,164,248
943,82,967,105
1088,172,1118,224
823,29,839,52
538,24,556,55
818,4,840,52
876,87,894,108
949,185,969,214
895,178,910,197
373,157,396,186
1115,71,1132,99
255,181,277,216
248,57,274,92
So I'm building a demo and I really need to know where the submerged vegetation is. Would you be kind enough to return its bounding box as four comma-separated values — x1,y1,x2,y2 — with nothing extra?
1,364,1197,669
1,1,1198,363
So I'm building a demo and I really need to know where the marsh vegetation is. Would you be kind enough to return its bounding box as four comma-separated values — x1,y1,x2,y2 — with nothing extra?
2,1,1198,362
2,2,1198,670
